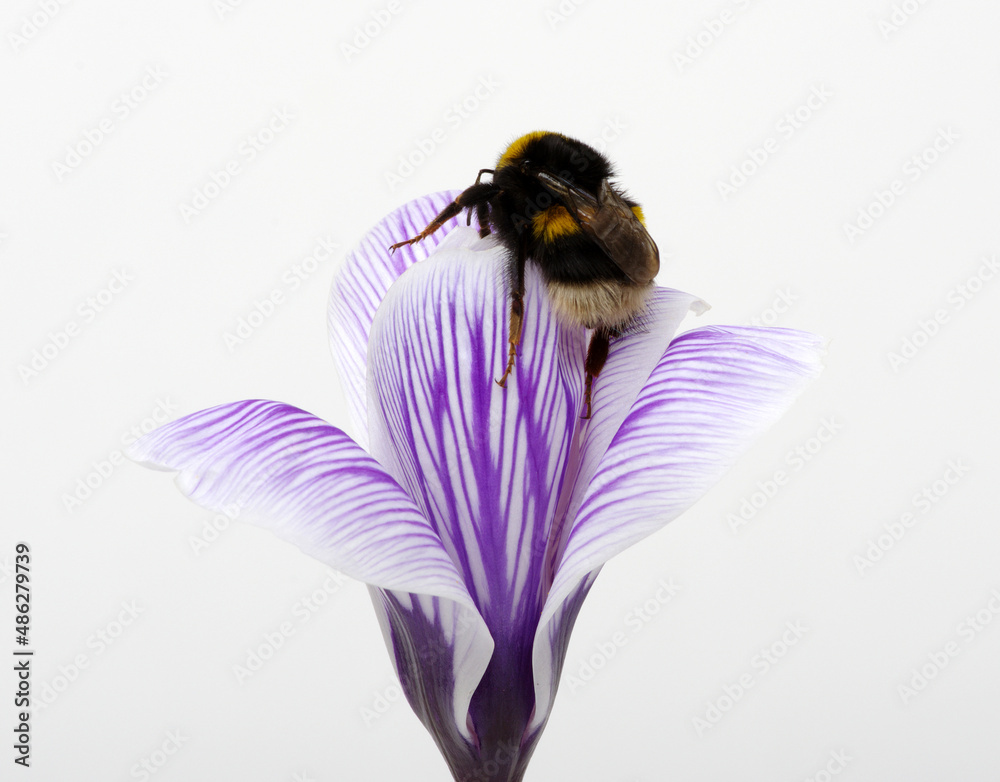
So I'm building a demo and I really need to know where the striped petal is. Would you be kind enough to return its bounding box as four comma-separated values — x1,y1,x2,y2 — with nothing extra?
365,226,587,771
529,325,824,733
369,589,495,778
327,190,466,447
540,287,708,592
127,400,475,604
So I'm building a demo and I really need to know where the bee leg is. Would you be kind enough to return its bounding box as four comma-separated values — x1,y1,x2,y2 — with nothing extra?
495,293,523,388
389,182,498,252
388,201,461,252
496,237,527,388
467,170,494,229
475,200,491,238
583,327,614,419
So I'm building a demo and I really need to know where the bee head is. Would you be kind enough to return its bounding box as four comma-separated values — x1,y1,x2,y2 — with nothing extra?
496,131,558,171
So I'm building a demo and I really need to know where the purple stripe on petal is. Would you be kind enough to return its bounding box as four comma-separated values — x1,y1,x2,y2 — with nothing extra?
529,325,823,731
367,231,586,614
127,400,475,603
540,288,707,595
328,191,466,447
132,400,499,755
369,587,494,761
524,568,598,755
365,229,587,754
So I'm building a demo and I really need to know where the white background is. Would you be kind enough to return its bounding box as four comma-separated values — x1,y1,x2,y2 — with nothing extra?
3,1,999,780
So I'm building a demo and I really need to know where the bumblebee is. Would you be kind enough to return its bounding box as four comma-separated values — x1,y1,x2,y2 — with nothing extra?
390,130,660,418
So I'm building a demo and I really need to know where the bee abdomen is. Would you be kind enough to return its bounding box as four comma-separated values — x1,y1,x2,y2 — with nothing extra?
545,278,653,331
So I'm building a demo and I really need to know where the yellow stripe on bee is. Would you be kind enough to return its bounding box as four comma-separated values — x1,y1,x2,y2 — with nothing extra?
496,130,562,168
631,205,646,225
532,206,580,241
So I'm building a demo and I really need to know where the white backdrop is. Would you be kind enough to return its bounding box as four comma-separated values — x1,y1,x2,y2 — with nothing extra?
4,1,999,780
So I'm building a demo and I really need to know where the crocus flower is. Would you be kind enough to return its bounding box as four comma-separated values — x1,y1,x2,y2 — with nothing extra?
129,192,822,781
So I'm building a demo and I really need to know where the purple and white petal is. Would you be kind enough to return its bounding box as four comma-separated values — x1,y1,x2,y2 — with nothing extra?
520,569,598,753
366,227,586,614
131,398,496,749
327,190,465,447
529,325,824,731
128,400,474,604
365,227,587,756
370,588,497,778
541,288,708,588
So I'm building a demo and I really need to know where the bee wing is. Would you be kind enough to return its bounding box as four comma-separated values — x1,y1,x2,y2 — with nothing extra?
535,172,660,284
